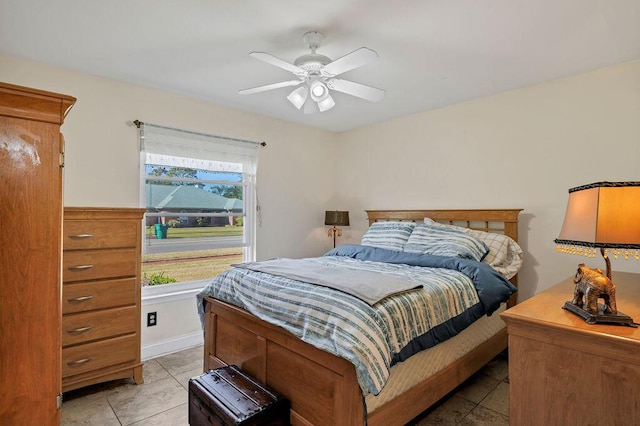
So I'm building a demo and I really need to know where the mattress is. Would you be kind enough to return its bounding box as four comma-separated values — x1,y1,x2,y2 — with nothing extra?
365,304,507,413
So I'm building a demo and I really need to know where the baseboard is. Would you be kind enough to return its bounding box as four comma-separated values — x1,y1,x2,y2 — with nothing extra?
141,331,204,360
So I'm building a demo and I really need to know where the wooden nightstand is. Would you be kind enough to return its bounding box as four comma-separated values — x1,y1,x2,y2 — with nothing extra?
501,272,640,425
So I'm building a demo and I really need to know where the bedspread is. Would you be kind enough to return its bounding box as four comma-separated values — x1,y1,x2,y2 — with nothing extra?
196,246,516,395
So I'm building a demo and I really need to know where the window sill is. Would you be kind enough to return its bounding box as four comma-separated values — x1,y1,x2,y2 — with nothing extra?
141,279,209,305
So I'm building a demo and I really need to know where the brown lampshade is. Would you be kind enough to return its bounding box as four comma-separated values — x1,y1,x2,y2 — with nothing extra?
555,182,640,259
324,211,350,227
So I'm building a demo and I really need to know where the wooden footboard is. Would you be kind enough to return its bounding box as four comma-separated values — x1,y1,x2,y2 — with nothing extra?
204,298,365,425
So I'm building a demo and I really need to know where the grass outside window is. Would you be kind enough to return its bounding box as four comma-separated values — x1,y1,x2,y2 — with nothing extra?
142,226,243,284
145,225,243,239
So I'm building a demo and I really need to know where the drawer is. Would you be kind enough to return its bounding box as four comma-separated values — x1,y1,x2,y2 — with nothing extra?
62,306,136,346
63,278,136,314
63,248,136,282
64,220,139,250
62,334,138,378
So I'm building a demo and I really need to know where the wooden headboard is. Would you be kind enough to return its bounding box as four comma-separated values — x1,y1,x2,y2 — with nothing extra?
365,209,523,306
365,209,522,242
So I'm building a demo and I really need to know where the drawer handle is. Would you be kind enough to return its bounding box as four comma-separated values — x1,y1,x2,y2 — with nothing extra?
67,295,93,302
67,357,92,367
68,264,94,271
68,233,94,239
67,326,92,334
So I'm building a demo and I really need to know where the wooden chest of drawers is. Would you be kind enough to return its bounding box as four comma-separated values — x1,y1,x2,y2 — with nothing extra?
62,207,145,392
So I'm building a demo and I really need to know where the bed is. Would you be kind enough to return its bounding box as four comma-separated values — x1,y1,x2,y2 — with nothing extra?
198,209,522,425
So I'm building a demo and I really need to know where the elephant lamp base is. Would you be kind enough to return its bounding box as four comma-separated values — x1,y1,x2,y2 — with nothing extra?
563,301,637,327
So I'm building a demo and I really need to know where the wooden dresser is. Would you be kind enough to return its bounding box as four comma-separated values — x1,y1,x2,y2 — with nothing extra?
0,83,75,425
501,271,640,425
62,207,146,392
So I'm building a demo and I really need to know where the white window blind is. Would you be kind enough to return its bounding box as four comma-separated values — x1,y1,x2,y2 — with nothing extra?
139,122,261,175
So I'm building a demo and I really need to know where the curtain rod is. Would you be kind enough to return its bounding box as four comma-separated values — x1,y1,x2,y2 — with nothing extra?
133,120,266,147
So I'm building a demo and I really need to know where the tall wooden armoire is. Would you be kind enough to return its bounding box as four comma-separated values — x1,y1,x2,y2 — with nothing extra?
0,82,75,424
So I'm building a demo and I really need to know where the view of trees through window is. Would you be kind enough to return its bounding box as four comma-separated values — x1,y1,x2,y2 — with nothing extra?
142,164,246,286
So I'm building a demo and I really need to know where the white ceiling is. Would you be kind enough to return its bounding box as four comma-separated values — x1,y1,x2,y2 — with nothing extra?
1,0,639,132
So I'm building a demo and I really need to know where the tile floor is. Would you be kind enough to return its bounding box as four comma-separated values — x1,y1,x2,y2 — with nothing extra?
408,353,510,426
61,347,509,425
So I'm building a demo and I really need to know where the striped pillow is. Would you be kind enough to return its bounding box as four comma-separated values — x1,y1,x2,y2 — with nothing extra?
404,223,489,261
361,221,416,252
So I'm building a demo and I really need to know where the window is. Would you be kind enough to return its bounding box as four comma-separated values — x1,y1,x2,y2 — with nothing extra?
138,122,260,287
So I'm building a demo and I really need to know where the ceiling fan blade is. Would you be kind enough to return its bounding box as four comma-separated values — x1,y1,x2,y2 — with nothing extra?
322,47,379,77
327,78,385,102
239,80,302,95
303,97,319,114
249,52,306,75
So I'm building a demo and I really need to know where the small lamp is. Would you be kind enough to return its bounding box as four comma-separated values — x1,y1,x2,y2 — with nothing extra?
555,181,640,326
325,210,350,248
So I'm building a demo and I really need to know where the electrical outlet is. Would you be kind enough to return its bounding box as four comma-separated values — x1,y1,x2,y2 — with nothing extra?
147,312,157,327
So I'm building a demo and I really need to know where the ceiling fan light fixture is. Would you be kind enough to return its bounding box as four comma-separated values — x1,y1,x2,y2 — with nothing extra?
287,85,308,109
309,80,329,102
317,94,335,112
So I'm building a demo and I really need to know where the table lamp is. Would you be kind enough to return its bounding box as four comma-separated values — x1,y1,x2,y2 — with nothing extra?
554,181,640,326
325,210,349,248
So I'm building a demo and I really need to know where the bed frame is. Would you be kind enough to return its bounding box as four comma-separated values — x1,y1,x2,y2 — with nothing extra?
203,209,522,425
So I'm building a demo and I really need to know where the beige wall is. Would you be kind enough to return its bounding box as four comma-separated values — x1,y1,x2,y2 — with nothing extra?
0,52,339,260
335,60,640,300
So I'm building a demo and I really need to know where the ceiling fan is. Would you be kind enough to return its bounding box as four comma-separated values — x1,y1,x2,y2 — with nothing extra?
239,31,385,114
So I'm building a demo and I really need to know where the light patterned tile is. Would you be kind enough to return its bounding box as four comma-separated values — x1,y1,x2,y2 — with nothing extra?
173,366,206,391
129,403,189,426
478,381,509,416
106,376,187,425
155,345,204,377
459,405,509,426
142,358,172,383
61,392,120,426
455,372,501,404
479,356,509,382
411,395,476,425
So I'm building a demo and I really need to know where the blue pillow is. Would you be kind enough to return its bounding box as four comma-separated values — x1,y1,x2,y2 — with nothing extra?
404,224,489,261
361,221,416,252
